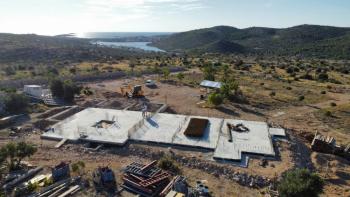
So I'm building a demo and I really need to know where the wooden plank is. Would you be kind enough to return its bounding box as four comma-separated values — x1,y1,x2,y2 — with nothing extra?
55,138,67,149
57,185,80,197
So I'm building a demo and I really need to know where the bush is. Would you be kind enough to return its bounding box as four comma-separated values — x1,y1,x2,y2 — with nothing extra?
298,95,305,101
158,155,181,174
208,93,223,106
278,169,324,197
320,90,326,94
330,102,337,107
324,110,332,117
269,91,276,97
317,73,329,81
4,93,29,114
50,79,64,97
50,79,80,102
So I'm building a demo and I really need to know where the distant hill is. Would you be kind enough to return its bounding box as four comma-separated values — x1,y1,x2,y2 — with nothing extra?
152,25,350,59
0,33,151,63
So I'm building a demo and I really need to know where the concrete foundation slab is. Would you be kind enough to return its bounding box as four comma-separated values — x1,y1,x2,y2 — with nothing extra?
42,108,285,163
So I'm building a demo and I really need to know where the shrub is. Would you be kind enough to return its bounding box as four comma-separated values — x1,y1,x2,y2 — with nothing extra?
320,90,326,94
286,87,292,90
208,93,223,106
298,95,305,101
330,102,337,107
317,73,329,81
4,93,29,114
278,168,324,197
324,110,332,117
158,155,181,174
50,79,80,102
269,91,276,97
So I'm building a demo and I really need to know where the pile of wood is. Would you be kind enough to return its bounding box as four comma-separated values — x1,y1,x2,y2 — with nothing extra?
311,133,336,153
311,132,350,160
122,160,171,197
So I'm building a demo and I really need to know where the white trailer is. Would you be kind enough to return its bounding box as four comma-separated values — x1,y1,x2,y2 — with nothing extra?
24,85,44,98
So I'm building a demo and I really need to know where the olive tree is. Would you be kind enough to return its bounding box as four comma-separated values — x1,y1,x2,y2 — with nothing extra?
278,168,324,197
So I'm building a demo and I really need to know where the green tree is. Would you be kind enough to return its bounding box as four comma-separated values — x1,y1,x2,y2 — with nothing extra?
203,64,216,81
50,79,80,102
208,93,223,106
162,67,170,80
221,64,230,83
278,169,324,197
63,80,79,102
1,142,37,171
15,142,37,167
220,77,239,99
50,79,64,97
4,93,29,114
176,72,185,83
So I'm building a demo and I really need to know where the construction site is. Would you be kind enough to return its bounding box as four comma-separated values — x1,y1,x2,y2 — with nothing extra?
41,107,286,165
2,70,350,197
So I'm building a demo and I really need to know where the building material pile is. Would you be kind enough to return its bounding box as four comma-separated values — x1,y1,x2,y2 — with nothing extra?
160,176,187,197
122,160,171,197
92,166,116,189
311,133,336,153
184,118,209,137
227,123,249,133
2,166,43,191
28,177,81,197
311,132,350,160
52,162,70,182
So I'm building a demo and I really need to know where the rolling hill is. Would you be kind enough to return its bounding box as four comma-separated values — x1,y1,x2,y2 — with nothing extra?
152,25,350,59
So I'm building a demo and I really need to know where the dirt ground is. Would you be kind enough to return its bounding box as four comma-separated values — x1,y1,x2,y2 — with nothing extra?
1,70,349,196
83,75,350,197
20,134,263,197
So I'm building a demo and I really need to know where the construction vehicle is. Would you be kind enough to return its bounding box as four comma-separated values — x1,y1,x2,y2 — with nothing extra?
120,85,144,98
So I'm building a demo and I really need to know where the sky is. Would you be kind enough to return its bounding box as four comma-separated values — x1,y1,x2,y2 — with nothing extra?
0,0,349,35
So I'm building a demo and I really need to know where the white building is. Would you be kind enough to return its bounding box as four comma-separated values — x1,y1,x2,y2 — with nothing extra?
24,85,50,99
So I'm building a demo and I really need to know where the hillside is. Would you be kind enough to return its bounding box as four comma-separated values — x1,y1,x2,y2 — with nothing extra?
152,25,350,59
0,33,150,64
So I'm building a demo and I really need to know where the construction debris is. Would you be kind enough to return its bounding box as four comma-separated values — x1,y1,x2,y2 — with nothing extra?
227,123,249,133
52,162,70,182
122,160,171,197
2,166,43,191
28,176,81,197
92,166,116,190
311,132,350,160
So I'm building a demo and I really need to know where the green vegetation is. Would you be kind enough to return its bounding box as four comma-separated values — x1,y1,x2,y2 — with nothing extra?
153,25,350,59
0,142,37,171
208,93,223,106
49,79,80,102
278,169,324,197
158,155,181,174
176,72,185,83
0,92,29,116
71,161,86,176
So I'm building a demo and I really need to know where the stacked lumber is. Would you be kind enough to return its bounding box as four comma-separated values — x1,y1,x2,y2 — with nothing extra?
122,160,171,197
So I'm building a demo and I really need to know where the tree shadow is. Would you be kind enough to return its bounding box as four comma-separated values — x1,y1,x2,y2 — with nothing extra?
233,104,265,117
217,106,240,117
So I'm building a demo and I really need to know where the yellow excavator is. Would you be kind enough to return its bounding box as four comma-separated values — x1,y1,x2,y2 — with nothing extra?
120,85,144,98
